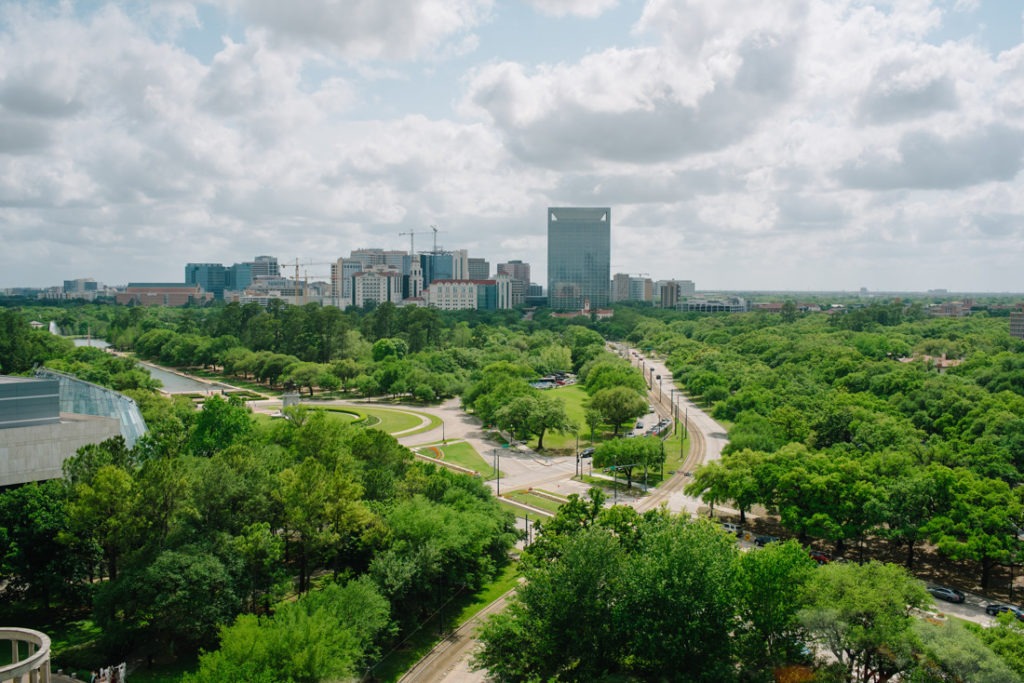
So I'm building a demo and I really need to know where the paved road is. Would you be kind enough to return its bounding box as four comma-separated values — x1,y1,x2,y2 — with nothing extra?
396,348,728,682
617,344,729,516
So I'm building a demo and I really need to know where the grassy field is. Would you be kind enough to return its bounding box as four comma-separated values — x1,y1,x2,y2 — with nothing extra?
423,441,500,479
319,405,438,435
523,384,631,453
502,490,564,515
252,405,439,438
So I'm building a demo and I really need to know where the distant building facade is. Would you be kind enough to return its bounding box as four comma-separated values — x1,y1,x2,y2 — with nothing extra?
352,265,404,308
185,263,227,299
497,260,531,307
116,283,212,306
62,278,99,300
423,277,513,311
1010,311,1024,340
612,273,654,303
547,207,611,310
678,295,747,313
656,279,696,308
185,255,281,300
421,249,470,286
468,257,490,280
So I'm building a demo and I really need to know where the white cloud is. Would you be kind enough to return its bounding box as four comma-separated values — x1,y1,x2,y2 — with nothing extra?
1,0,1023,292
525,0,619,19
228,0,493,61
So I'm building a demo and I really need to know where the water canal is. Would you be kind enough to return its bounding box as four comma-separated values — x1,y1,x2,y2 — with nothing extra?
71,337,232,394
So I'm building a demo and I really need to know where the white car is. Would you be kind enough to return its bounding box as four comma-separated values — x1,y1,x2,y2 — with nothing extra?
720,522,742,536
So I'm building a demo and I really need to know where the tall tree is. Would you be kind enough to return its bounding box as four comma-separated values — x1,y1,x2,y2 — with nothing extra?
735,540,816,673
799,561,930,683
589,386,648,436
926,469,1024,589
474,526,626,682
189,394,254,457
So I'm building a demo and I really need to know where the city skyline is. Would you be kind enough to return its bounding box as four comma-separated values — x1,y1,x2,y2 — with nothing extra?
1,1,1023,292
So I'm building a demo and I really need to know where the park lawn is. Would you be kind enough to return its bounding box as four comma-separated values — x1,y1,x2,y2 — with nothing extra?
503,490,563,515
432,441,500,479
371,562,521,683
579,473,636,497
532,489,570,503
533,384,634,453
318,405,439,436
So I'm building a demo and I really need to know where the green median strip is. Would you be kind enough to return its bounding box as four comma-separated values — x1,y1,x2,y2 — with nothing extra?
503,490,564,514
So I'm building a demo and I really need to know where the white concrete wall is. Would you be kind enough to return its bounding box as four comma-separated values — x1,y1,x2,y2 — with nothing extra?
0,414,121,487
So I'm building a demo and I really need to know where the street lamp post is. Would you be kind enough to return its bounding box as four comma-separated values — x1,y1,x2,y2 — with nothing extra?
442,420,445,443
493,448,500,497
575,433,580,478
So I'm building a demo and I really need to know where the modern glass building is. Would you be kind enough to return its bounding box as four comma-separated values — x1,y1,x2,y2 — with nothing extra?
185,263,228,299
33,369,147,447
547,207,611,310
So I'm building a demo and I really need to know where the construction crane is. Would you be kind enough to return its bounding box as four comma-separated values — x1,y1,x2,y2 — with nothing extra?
289,258,335,282
430,224,447,253
286,258,337,305
399,229,429,254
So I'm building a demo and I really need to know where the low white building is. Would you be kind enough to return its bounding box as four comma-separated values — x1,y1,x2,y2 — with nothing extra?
353,265,404,307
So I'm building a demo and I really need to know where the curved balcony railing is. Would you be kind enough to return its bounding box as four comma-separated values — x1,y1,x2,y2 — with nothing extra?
0,627,51,683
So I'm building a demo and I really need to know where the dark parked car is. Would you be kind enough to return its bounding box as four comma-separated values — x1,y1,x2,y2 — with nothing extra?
927,585,966,604
754,535,780,547
986,604,1024,621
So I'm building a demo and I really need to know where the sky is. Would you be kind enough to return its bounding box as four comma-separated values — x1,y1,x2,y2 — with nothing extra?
1,0,1023,293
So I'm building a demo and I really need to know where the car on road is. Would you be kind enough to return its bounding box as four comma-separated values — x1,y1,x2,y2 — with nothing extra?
754,535,780,547
986,604,1024,621
635,421,644,429
927,585,966,604
579,447,594,459
720,522,742,537
808,550,830,565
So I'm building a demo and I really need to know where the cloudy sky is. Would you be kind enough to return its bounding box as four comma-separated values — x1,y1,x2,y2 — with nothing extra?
1,0,1023,293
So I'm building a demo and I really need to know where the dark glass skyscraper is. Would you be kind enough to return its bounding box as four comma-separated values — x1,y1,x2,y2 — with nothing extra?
547,207,611,310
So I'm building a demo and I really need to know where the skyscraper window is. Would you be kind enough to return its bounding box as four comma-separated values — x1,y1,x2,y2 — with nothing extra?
547,207,611,310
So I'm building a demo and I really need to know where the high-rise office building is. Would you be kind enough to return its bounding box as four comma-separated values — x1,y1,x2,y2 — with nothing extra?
186,256,280,299
252,255,280,279
185,263,228,299
498,260,530,307
468,257,490,280
497,259,531,284
421,249,470,285
547,207,611,310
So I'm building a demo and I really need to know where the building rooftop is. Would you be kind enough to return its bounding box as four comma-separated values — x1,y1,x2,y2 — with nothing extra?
0,375,48,384
126,282,194,288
